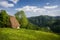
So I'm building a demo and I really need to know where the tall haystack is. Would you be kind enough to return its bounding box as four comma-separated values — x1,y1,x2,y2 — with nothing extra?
10,16,20,29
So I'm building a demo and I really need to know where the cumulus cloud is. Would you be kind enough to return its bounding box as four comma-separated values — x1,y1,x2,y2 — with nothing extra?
10,0,19,4
15,5,60,17
0,1,14,8
16,6,46,13
44,5,58,9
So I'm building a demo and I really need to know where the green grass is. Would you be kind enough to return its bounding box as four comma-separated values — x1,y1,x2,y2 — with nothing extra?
0,28,60,40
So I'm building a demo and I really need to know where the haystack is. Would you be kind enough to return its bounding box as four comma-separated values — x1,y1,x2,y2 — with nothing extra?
10,16,20,29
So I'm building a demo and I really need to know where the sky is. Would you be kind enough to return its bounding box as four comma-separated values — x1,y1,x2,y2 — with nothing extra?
0,0,60,17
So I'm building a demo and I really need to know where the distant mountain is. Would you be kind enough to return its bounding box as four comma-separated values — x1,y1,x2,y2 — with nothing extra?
28,15,60,27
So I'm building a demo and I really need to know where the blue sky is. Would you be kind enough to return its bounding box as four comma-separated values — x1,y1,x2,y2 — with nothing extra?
0,0,60,17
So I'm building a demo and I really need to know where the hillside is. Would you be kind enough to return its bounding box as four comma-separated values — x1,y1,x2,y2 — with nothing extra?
28,15,60,27
28,15,60,33
0,28,60,40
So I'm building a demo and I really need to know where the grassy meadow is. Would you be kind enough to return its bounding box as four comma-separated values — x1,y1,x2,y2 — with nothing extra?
0,28,60,40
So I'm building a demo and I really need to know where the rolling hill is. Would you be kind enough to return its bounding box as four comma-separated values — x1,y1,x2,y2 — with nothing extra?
0,28,60,40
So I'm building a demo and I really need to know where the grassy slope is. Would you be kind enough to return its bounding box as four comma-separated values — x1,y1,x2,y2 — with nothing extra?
0,28,60,40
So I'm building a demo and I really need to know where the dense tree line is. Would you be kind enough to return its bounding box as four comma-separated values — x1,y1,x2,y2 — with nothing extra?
28,15,60,33
50,19,60,33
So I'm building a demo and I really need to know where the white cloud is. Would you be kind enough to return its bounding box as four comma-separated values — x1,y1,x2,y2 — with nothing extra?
15,6,60,17
0,1,14,8
47,10,60,16
44,5,58,9
10,0,19,4
16,6,46,13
